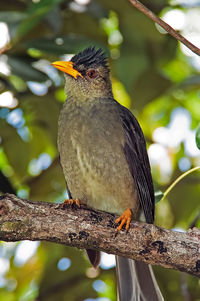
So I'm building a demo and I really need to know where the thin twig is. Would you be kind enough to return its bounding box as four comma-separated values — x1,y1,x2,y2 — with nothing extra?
160,166,200,203
128,0,200,56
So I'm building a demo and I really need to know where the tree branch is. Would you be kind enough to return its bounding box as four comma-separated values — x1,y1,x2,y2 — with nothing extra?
0,193,200,277
128,0,200,56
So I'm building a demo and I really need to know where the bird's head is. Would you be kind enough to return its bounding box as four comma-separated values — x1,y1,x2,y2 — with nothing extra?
51,47,113,100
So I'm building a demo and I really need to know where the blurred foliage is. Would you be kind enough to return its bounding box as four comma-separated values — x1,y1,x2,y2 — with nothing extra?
196,123,200,149
0,0,200,300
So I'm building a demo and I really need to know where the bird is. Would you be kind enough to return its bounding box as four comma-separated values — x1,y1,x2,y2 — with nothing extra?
52,47,163,301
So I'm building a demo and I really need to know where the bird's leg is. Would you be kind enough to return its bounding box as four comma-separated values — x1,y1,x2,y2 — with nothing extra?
61,199,80,208
115,208,132,231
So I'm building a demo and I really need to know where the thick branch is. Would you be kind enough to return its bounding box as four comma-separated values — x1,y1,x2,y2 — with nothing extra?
128,0,200,56
0,193,200,277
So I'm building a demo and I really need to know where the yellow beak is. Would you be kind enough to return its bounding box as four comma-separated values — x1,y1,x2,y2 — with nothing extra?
51,61,83,79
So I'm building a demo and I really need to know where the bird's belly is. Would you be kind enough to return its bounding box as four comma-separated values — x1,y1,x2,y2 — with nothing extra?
79,169,131,214
59,137,138,215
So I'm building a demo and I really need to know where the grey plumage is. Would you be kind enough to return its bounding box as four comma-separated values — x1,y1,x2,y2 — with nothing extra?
58,98,138,215
54,47,164,301
116,257,164,301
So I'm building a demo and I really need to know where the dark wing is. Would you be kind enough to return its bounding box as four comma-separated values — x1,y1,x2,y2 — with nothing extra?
117,102,154,224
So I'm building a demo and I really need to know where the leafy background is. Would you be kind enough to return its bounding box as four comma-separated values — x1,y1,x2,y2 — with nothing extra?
0,0,200,300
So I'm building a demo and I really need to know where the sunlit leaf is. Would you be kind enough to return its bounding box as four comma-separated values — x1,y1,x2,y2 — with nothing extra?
155,191,164,204
195,123,200,150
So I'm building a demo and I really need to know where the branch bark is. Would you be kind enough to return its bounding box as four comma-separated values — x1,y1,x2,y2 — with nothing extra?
128,0,200,56
0,193,200,277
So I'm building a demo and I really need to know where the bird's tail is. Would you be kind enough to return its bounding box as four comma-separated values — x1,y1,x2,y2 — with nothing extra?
116,256,164,301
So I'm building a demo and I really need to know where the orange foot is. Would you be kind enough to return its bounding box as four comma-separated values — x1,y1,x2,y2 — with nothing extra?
61,199,80,208
115,208,132,231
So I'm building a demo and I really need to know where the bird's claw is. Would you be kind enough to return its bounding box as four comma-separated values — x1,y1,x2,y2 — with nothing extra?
115,208,132,231
61,199,80,208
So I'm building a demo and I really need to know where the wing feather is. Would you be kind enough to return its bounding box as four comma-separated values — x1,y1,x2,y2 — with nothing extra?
117,103,154,224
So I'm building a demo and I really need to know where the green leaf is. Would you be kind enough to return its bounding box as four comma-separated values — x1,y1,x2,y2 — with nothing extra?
155,191,164,204
28,157,65,201
115,47,148,95
178,75,200,90
7,56,48,82
45,7,62,34
0,11,27,23
132,68,172,109
195,123,200,150
25,35,106,55
0,121,31,179
15,0,65,41
197,218,200,229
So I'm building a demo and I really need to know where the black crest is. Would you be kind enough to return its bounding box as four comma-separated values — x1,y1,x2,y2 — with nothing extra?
71,47,108,68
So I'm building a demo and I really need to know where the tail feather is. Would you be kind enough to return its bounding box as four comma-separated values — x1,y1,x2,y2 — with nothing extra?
116,256,164,301
86,249,101,268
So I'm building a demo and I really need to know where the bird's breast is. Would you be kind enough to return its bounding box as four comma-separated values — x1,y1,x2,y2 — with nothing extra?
58,100,138,214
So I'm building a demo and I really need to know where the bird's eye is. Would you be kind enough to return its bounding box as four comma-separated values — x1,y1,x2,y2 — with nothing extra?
87,69,97,78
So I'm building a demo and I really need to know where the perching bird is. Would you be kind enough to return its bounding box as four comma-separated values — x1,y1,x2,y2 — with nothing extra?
52,47,163,301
